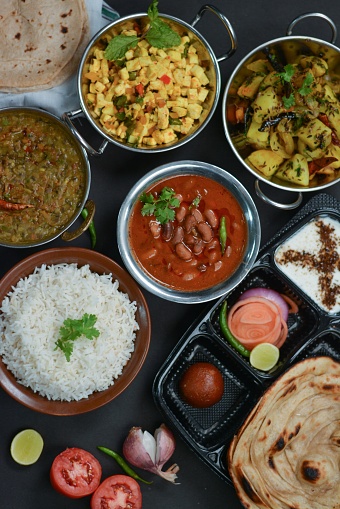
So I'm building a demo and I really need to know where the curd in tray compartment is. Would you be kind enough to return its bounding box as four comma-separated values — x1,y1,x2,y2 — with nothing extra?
274,214,340,314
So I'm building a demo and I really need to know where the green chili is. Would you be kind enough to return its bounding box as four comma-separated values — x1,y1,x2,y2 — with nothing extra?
219,216,227,255
97,446,153,484
219,301,250,358
81,207,97,249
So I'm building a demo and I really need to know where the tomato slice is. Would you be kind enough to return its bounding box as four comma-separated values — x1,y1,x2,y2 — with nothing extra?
50,447,102,499
91,475,142,509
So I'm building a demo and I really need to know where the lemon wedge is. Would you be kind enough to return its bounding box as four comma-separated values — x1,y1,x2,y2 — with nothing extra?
10,429,44,465
250,343,280,371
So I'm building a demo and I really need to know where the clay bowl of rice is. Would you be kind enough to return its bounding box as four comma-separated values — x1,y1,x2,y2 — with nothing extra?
0,247,151,415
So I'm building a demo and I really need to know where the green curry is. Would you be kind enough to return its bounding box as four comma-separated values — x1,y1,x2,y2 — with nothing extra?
0,110,87,245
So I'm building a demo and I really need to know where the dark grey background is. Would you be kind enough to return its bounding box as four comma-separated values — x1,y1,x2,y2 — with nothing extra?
1,1,339,508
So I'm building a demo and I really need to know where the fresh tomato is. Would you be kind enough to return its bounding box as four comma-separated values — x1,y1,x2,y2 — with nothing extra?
50,447,102,499
91,475,142,509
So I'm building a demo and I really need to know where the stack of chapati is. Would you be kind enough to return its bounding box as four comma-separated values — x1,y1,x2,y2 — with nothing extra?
0,0,90,92
229,356,340,509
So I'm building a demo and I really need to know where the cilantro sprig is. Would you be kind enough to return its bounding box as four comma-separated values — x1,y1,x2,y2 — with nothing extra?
104,0,181,61
277,64,314,108
55,313,100,362
140,187,180,224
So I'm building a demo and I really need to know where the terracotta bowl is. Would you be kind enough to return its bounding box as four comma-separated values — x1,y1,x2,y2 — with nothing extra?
0,247,151,415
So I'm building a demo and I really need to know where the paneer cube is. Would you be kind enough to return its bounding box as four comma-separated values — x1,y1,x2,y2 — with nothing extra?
187,103,203,119
157,105,170,129
126,58,141,72
191,65,209,86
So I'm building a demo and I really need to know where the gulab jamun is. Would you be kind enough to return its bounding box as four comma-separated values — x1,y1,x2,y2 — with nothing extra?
179,362,224,408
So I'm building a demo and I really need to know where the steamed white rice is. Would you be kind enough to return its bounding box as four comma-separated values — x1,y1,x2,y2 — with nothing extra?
0,263,139,401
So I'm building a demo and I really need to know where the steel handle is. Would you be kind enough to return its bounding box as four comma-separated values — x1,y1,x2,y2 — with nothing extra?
287,12,337,43
62,110,108,157
255,181,303,210
191,4,237,62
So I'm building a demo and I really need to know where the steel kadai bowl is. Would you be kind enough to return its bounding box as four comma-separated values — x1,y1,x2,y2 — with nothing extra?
117,160,261,304
63,5,236,156
222,13,340,209
0,107,93,248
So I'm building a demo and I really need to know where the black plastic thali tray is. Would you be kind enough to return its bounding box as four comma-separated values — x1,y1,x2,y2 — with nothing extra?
153,193,340,485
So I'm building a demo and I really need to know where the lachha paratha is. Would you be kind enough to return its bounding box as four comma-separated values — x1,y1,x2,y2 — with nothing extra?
0,0,90,92
229,356,340,509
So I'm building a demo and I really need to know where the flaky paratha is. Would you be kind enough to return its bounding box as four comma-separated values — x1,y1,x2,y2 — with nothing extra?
229,356,340,509
0,0,90,92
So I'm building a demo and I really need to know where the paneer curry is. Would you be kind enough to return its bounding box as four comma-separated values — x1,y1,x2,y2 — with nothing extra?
82,20,213,148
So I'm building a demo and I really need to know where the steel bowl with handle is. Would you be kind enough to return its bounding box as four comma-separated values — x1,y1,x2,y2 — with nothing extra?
63,5,237,156
0,107,94,248
222,12,340,209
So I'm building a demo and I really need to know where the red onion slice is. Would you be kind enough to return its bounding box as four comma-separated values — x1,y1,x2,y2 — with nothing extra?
238,287,289,322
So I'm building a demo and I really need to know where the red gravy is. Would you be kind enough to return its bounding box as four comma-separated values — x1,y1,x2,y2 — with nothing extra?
129,174,247,291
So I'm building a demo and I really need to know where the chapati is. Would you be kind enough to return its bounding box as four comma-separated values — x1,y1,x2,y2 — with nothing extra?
0,0,90,92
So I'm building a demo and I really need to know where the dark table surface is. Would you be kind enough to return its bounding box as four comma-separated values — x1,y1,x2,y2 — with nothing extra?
1,0,340,508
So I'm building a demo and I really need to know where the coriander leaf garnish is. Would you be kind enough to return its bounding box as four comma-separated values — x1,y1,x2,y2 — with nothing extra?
189,195,201,209
277,64,295,84
55,313,100,362
140,186,180,224
104,0,181,61
299,72,314,96
277,65,314,108
282,94,296,109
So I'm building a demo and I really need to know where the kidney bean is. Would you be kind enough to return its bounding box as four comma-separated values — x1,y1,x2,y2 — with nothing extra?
214,260,223,271
184,233,195,245
205,238,219,251
176,204,187,222
149,220,161,238
191,208,203,223
182,271,198,281
204,209,218,228
197,222,213,242
197,263,207,272
162,221,173,241
226,245,232,257
172,226,184,245
193,239,204,255
207,249,219,264
175,242,192,261
184,214,197,233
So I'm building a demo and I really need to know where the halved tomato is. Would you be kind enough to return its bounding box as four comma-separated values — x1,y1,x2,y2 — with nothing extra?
50,447,102,499
91,475,142,509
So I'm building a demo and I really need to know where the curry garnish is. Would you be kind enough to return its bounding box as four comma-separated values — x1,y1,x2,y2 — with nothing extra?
140,186,180,224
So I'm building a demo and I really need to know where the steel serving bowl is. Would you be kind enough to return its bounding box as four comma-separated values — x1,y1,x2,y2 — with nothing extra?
0,107,94,248
0,247,151,415
222,12,340,209
117,160,261,304
63,5,236,156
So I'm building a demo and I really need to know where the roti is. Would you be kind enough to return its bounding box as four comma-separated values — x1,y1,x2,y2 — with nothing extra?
228,356,340,509
0,0,90,92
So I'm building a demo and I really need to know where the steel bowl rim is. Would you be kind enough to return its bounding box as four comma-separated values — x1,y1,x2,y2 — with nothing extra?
0,106,91,248
222,34,340,194
117,160,261,304
77,11,221,153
